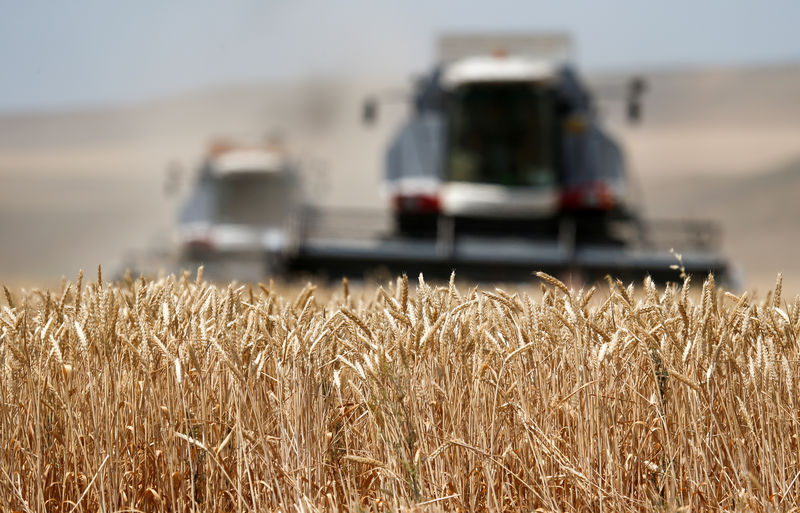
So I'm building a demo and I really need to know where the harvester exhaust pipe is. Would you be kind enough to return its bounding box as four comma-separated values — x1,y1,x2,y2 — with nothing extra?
362,97,378,125
627,76,647,123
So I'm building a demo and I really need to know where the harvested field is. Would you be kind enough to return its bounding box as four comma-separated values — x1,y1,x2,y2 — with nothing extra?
1,269,799,511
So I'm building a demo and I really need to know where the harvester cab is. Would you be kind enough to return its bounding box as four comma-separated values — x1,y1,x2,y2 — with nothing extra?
375,34,637,244
175,139,304,280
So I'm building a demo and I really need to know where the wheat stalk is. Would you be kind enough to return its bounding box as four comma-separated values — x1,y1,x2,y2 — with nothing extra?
0,270,796,511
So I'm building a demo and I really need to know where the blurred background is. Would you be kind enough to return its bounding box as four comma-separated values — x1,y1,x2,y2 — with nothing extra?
1,0,799,289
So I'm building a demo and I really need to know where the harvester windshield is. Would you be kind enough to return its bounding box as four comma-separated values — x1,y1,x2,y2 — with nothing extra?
445,82,556,188
215,173,293,226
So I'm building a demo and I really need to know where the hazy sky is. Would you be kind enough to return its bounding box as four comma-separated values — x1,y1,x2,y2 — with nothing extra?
2,0,799,113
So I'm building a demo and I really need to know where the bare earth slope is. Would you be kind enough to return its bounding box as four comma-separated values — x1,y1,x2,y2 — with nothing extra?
643,157,800,290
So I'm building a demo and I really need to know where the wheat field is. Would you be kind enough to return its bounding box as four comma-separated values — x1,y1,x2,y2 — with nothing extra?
1,269,798,512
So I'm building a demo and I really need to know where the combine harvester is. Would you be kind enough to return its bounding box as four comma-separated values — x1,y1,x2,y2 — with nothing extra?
171,34,732,285
173,140,305,283
288,33,732,284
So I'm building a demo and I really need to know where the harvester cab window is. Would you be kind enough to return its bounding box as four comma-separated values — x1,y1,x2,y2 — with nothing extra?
215,173,293,226
445,82,556,187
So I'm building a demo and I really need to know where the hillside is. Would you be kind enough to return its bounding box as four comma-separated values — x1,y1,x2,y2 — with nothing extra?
1,64,800,286
643,157,800,290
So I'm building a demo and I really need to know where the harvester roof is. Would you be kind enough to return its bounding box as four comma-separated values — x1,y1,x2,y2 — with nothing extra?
204,140,289,177
441,55,556,88
436,33,571,88
437,32,573,63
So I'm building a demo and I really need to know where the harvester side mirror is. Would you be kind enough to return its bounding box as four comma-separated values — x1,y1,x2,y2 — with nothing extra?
627,76,647,124
362,97,378,125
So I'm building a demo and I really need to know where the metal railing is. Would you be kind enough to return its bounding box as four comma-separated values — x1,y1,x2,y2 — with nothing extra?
301,208,723,253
